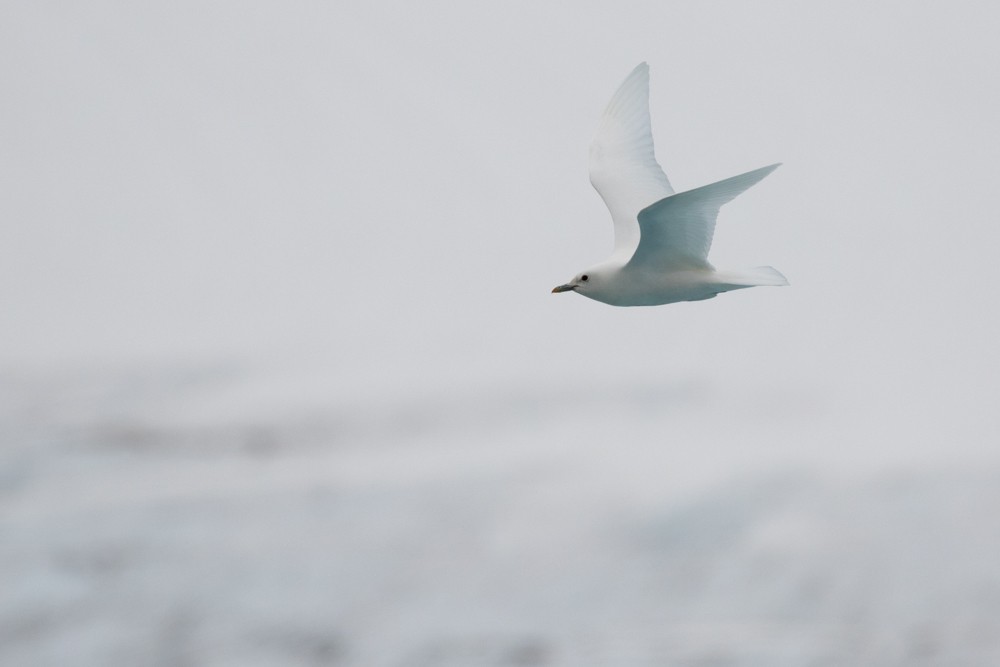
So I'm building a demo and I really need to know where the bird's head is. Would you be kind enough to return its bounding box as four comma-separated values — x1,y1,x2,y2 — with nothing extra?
551,267,604,295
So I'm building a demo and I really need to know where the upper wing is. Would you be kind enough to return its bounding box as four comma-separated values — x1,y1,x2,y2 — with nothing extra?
627,164,781,271
589,63,673,261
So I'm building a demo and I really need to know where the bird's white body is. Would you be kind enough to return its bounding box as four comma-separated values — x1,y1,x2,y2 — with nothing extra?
572,264,787,307
553,63,788,306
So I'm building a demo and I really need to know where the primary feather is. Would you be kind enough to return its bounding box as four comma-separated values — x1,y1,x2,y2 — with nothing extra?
589,63,673,261
628,163,781,272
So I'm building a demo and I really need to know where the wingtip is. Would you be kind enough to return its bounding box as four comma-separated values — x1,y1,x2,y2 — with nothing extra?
755,162,783,178
598,62,653,127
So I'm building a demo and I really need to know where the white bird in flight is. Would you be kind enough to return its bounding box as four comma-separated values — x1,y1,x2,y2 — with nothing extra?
552,63,788,306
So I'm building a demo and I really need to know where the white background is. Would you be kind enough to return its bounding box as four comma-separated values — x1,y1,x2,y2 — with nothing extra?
3,2,1000,664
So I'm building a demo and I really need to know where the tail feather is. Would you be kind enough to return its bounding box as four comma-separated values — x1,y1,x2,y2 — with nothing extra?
716,266,789,289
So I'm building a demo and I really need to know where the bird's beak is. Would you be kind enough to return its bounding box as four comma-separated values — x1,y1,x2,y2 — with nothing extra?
551,284,575,293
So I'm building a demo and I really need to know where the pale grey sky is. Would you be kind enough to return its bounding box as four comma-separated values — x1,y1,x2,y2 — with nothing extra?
3,2,998,454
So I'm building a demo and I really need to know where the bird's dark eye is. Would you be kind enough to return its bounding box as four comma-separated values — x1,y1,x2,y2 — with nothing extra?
581,274,589,282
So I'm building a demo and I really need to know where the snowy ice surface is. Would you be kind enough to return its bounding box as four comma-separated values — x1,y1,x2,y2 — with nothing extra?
3,363,1000,666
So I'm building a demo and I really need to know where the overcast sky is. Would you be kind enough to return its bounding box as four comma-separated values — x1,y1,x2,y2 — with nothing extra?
2,1,999,462
6,4,1000,663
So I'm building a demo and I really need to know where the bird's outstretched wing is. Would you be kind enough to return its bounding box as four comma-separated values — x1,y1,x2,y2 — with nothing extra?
627,163,781,271
589,63,673,261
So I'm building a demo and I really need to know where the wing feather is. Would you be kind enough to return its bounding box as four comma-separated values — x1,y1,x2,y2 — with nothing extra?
627,164,781,271
589,63,673,260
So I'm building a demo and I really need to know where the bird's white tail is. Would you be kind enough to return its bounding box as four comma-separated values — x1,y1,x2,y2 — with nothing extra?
716,266,789,288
